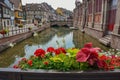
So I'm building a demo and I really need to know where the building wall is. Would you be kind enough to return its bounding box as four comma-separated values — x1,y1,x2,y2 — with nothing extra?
73,0,120,49
111,0,120,49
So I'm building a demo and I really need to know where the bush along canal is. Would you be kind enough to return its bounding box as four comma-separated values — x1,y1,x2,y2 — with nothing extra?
0,27,120,80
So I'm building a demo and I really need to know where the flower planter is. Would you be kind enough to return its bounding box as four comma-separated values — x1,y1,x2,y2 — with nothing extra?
9,43,120,80
0,68,120,80
0,29,9,37
18,24,23,28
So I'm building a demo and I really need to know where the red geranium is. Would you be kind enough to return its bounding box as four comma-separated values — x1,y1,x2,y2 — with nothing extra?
43,61,49,65
47,47,55,53
54,47,66,55
99,55,109,61
54,48,61,55
21,58,27,62
34,49,45,58
27,60,33,66
0,30,7,35
13,65,19,69
58,47,66,54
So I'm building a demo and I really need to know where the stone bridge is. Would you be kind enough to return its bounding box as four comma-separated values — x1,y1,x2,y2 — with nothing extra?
50,21,73,27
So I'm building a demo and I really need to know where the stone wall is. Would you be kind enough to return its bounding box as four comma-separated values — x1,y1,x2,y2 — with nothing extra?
111,33,120,49
85,27,103,39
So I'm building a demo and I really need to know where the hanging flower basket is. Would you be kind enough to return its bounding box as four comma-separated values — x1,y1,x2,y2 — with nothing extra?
13,43,120,71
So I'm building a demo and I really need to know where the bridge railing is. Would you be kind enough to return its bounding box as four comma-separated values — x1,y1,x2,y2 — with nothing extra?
50,21,73,27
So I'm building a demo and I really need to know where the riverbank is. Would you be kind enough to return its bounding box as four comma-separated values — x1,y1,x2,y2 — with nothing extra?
0,23,50,52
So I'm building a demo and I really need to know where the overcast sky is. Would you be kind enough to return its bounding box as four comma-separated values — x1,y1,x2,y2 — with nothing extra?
22,0,82,11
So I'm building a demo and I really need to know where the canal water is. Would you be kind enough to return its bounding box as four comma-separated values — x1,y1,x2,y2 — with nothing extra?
0,27,110,68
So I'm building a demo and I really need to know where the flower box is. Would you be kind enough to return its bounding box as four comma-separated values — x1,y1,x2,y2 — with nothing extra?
0,68,120,80
3,42,119,80
13,43,120,71
0,30,6,34
18,24,23,28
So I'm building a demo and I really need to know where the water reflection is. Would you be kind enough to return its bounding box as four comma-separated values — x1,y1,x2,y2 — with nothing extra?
73,30,109,50
0,27,110,67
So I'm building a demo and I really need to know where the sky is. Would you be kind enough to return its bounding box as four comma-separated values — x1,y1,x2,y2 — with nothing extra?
22,0,82,11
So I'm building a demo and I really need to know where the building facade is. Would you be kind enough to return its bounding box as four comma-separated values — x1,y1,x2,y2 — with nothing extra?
0,0,14,30
73,0,120,49
10,0,23,25
26,3,49,24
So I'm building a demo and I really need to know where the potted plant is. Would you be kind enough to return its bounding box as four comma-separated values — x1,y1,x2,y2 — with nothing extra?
0,29,9,36
18,24,23,28
28,26,32,31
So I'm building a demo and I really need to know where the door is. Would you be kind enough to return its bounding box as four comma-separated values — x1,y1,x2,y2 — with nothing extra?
107,0,118,34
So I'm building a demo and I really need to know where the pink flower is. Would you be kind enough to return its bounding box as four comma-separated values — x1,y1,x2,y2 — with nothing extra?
97,60,107,69
76,48,91,62
76,43,101,66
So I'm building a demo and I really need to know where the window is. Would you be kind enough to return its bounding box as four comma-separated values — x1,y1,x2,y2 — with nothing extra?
4,21,6,27
88,1,92,14
3,8,6,14
111,0,118,9
95,0,102,12
7,20,9,25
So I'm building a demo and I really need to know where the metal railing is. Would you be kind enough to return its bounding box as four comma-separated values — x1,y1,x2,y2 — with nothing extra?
0,24,38,39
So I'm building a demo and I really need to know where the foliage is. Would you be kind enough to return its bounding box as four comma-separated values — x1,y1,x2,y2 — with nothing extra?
28,27,32,31
13,43,120,71
18,24,23,28
0,29,9,35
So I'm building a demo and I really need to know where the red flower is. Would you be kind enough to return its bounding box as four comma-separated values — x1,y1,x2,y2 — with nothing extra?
76,48,91,62
58,47,66,53
13,65,19,69
34,49,45,58
21,58,27,62
41,54,45,58
43,61,49,65
84,42,93,48
47,47,55,53
97,60,108,69
27,60,33,66
54,49,61,55
0,30,6,35
54,47,66,55
99,55,109,61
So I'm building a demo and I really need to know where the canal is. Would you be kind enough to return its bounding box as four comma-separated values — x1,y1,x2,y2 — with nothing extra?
0,27,110,68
